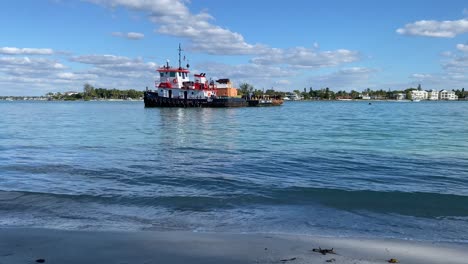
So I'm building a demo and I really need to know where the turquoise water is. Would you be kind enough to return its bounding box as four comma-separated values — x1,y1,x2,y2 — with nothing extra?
1,101,467,242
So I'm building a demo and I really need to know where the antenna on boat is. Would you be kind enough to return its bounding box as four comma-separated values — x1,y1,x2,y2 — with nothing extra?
178,43,183,69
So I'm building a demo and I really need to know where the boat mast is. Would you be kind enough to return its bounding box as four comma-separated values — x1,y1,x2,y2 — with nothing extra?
178,43,182,69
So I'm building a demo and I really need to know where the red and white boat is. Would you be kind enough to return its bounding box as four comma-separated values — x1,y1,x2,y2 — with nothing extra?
144,44,246,107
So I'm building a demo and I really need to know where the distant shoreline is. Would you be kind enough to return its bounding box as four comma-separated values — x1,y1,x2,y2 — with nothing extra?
0,97,143,102
1,97,466,102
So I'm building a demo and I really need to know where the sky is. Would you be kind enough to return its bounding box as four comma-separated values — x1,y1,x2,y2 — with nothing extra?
0,0,467,96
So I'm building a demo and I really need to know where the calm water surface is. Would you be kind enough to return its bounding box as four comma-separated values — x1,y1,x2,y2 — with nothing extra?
1,101,467,242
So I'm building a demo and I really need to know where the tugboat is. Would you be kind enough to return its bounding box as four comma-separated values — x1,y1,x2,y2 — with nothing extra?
144,44,247,108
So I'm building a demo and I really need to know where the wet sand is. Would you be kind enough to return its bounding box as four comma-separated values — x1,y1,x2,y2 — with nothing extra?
0,228,467,264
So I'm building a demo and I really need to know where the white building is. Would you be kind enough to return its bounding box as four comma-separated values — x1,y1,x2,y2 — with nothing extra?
285,92,302,100
64,91,79,96
439,90,458,100
411,90,428,100
427,90,438,100
360,94,371,100
395,93,406,100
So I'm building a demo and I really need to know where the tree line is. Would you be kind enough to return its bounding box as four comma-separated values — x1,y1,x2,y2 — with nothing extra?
238,83,467,100
46,84,144,100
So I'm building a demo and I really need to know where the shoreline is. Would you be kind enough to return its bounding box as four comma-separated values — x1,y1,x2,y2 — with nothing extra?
1,98,467,103
1,228,467,264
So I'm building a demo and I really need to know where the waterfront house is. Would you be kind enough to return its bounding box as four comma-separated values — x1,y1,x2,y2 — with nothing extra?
411,90,428,100
395,93,406,100
439,90,458,100
427,90,438,100
286,92,302,101
360,94,371,100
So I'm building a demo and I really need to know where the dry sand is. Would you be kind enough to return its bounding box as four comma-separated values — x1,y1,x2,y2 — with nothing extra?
0,228,467,264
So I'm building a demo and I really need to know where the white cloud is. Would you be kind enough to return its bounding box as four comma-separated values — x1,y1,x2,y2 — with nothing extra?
71,54,157,74
406,43,468,90
87,0,360,70
0,57,66,77
87,0,259,55
306,67,376,90
443,55,468,73
56,72,98,80
406,72,467,89
196,62,293,80
192,62,294,89
0,52,158,95
250,47,360,68
155,13,269,55
456,43,468,52
69,54,158,87
0,56,87,95
112,31,145,40
87,0,188,17
0,47,54,55
71,54,135,64
396,19,468,38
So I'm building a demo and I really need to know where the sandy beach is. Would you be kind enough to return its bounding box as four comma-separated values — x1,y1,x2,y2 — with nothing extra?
1,228,467,264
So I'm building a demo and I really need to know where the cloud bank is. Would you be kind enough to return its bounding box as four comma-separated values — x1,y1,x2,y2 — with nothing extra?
86,0,359,69
396,19,468,38
0,47,54,55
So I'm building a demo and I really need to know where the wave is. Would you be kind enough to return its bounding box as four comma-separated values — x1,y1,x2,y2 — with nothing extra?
2,187,468,218
270,187,468,218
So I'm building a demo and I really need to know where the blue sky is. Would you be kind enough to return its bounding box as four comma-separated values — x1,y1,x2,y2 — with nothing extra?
0,0,467,95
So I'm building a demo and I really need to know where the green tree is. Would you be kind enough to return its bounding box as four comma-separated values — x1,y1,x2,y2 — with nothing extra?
239,83,254,96
455,88,466,99
405,88,414,100
83,83,96,99
301,91,310,100
350,90,360,99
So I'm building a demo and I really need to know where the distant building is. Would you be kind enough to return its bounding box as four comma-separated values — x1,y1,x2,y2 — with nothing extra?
395,93,406,100
439,90,458,100
370,95,386,100
427,90,438,100
65,91,79,96
360,94,371,100
411,90,428,100
285,92,302,100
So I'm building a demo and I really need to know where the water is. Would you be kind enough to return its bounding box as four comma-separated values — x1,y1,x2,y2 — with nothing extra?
1,100,467,242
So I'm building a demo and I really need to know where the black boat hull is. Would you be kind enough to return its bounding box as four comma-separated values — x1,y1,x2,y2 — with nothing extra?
144,91,247,108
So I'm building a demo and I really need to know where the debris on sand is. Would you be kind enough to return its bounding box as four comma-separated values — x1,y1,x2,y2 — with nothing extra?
312,247,336,255
388,258,399,263
280,257,297,262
